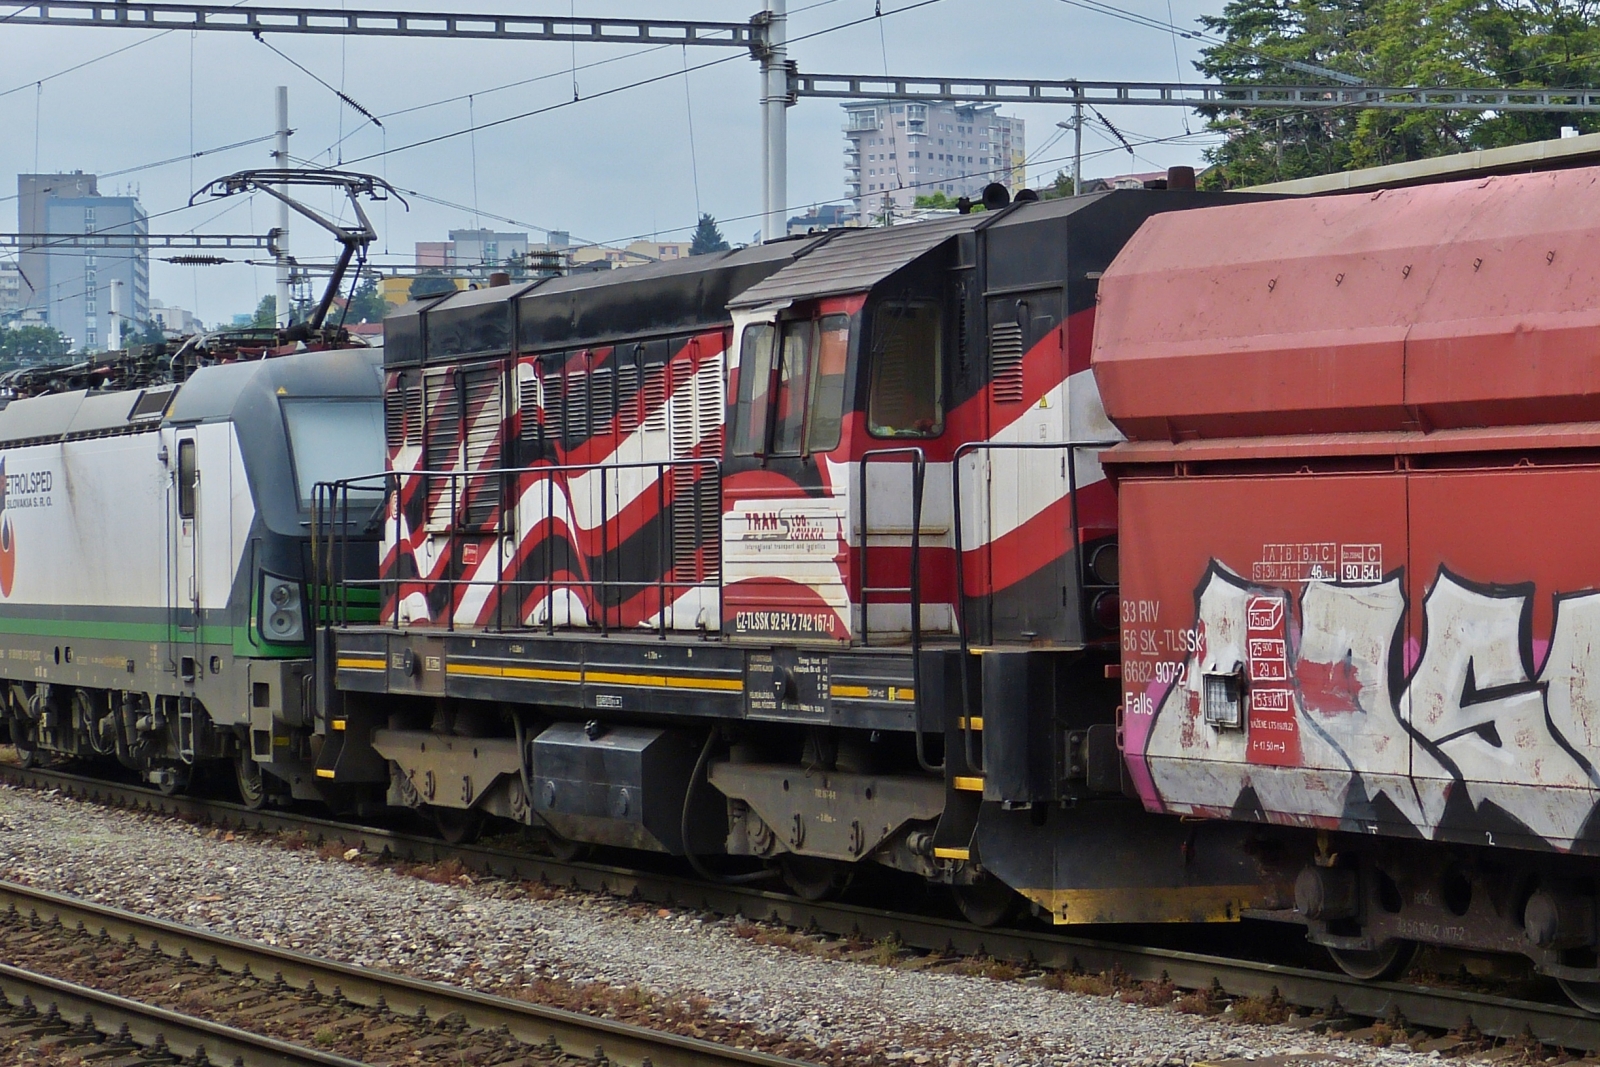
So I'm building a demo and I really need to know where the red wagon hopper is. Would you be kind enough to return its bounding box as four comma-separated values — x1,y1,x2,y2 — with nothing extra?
1094,165,1600,993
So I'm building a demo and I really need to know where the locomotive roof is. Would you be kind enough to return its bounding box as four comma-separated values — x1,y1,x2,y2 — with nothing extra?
729,212,986,309
386,241,812,366
728,192,1156,308
0,346,382,448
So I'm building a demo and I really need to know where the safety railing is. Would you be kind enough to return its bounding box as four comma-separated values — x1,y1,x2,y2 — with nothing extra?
948,439,1120,773
312,457,722,640
858,446,937,771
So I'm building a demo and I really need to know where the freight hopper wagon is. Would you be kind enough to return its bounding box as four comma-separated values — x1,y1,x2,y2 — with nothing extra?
0,347,385,806
318,187,1293,922
1095,164,1600,1003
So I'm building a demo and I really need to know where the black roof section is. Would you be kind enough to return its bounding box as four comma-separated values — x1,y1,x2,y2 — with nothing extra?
383,240,814,367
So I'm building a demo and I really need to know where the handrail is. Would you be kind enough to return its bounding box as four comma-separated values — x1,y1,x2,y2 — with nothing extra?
315,456,722,637
948,439,1120,775
858,446,936,772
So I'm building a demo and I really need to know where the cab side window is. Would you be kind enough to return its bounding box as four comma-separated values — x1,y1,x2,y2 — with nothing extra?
868,303,943,437
734,314,853,457
177,439,197,519
806,315,850,453
770,321,813,455
732,323,776,456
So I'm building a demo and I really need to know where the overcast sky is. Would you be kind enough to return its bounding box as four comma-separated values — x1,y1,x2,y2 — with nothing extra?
0,0,1229,325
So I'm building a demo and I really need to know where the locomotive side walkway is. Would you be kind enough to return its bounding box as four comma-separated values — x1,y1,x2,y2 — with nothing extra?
0,773,1509,1067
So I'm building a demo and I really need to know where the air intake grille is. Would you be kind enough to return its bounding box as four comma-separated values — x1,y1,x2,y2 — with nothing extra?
518,375,541,443
990,321,1025,403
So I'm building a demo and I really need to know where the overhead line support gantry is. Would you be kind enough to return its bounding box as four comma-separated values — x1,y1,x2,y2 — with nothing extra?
17,1,1600,239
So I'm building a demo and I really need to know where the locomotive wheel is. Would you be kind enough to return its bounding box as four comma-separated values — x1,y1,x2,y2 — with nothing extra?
235,753,267,810
951,876,1022,928
780,855,853,901
431,806,484,845
1327,940,1417,981
155,765,190,797
1558,978,1600,1015
12,740,36,769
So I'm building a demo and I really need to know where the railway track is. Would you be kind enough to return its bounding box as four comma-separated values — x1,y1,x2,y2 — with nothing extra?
0,958,369,1067
6,762,1600,1054
0,874,805,1067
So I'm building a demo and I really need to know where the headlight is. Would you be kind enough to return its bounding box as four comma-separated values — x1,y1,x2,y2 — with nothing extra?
259,574,305,644
1089,542,1120,585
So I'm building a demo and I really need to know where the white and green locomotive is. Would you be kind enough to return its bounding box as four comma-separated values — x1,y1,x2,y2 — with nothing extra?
0,345,384,804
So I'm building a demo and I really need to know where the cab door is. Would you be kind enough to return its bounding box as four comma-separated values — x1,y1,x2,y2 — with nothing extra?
169,428,201,681
722,303,855,646
982,288,1072,645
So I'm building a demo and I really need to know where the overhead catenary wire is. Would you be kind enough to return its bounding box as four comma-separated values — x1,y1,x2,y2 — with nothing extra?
0,0,257,102
580,134,1221,251
0,135,276,206
323,0,950,170
253,31,382,130
682,45,702,218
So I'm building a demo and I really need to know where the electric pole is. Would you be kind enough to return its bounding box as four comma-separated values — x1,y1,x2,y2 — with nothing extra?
758,0,789,242
273,86,291,328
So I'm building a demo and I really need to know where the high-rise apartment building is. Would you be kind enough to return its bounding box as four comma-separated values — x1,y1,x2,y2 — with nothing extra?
0,261,21,322
843,102,1025,222
415,229,530,271
16,172,148,351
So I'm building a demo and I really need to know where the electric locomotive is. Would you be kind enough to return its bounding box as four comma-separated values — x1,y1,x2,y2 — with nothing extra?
0,342,384,804
316,180,1296,923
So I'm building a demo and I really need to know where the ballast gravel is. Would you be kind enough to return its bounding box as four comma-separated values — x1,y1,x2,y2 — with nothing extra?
0,781,1504,1067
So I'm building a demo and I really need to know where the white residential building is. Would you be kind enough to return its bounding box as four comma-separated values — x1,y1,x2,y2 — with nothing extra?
844,102,1025,222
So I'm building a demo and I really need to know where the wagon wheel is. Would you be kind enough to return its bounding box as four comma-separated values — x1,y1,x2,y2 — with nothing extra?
236,751,268,810
1558,978,1600,1015
542,833,590,863
951,875,1022,928
155,764,190,797
780,855,853,901
1327,940,1417,981
431,805,485,845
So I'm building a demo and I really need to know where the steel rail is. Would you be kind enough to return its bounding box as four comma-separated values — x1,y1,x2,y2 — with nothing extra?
0,876,804,1067
0,960,368,1067
7,763,1600,1050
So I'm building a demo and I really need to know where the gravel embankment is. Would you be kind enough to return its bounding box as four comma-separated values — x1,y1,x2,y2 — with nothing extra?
0,781,1501,1066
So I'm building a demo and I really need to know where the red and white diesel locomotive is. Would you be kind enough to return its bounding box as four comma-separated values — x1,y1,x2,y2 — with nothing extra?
316,159,1600,1007
317,180,1285,924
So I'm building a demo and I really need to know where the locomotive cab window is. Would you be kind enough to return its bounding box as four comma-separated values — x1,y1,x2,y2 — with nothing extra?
868,302,943,437
771,321,812,454
734,315,850,457
807,315,849,453
733,323,776,455
282,399,387,505
176,439,197,519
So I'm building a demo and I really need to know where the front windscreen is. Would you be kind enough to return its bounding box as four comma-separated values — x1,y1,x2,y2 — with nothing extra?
282,399,386,503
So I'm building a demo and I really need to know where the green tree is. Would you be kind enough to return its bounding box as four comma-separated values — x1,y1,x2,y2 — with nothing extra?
913,191,958,208
689,214,730,255
251,295,277,329
345,273,388,323
132,319,167,346
1040,169,1077,200
1195,0,1600,188
0,325,70,362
